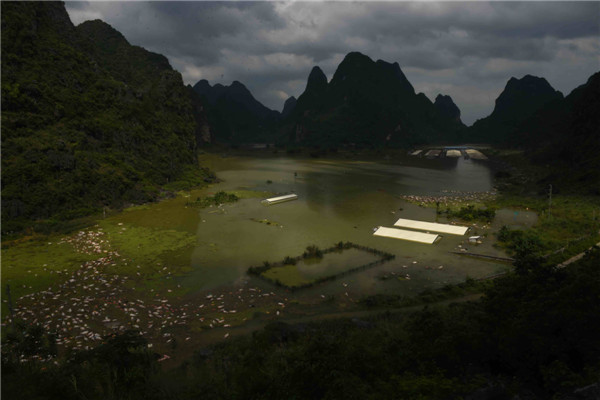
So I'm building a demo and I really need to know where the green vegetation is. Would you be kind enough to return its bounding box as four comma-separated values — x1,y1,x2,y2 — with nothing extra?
492,194,600,260
303,245,324,259
4,248,599,399
250,218,281,227
97,221,196,281
185,191,239,208
440,204,496,222
360,277,492,308
480,72,600,195
1,2,214,235
1,235,98,315
282,256,297,266
1,210,198,318
262,264,312,287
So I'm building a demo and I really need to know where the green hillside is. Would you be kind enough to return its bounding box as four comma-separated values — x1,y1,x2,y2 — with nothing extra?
1,2,211,234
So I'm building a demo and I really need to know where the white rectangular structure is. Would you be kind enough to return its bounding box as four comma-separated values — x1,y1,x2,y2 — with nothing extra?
262,193,298,205
426,149,441,157
465,149,488,160
373,227,441,244
445,149,462,157
410,150,423,156
393,218,469,235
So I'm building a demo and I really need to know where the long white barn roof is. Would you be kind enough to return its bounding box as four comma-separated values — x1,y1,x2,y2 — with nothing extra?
373,227,441,244
262,193,298,204
393,218,469,235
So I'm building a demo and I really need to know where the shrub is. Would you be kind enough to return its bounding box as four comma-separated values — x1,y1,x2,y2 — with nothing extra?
303,245,323,259
283,256,297,265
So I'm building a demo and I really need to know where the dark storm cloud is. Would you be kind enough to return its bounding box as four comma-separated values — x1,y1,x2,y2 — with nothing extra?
66,1,600,124
146,1,285,39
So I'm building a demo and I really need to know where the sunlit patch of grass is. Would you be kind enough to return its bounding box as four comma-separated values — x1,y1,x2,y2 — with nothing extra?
98,221,195,266
1,235,97,315
96,221,197,297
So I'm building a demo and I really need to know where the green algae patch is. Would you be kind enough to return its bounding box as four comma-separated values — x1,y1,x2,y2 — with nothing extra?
94,220,197,298
250,218,281,227
97,221,196,282
99,222,195,263
115,189,206,233
262,265,313,288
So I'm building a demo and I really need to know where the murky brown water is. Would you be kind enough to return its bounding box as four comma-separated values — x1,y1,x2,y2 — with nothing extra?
170,153,519,300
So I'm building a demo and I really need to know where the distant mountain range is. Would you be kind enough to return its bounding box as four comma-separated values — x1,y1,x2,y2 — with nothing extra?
190,53,467,147
281,52,465,148
192,79,280,143
188,53,596,169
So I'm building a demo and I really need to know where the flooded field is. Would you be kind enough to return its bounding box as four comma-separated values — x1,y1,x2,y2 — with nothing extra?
2,152,537,362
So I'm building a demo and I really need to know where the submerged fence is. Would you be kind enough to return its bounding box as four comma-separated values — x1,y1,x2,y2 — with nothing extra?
248,242,395,291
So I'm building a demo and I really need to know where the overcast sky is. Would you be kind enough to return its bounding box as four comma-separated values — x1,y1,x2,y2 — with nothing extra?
66,1,599,125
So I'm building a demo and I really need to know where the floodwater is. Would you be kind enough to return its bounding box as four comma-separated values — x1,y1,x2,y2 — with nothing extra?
162,153,513,300
3,152,539,360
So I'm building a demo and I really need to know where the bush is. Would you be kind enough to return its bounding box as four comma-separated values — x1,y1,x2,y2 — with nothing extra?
447,205,496,222
186,191,239,208
283,256,297,265
303,245,323,259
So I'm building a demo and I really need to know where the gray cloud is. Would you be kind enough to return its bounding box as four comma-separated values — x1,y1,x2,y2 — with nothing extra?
66,1,600,124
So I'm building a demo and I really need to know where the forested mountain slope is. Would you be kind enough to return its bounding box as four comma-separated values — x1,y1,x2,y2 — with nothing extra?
1,1,211,233
469,75,564,145
283,52,466,148
192,79,280,143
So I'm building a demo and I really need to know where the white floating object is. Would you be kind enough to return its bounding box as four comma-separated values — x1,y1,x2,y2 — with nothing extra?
394,218,469,235
261,193,298,205
465,149,488,160
469,235,482,243
373,227,441,244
